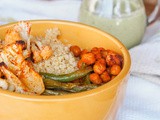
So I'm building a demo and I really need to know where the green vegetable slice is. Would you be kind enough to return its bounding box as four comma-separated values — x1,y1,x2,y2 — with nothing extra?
40,66,93,82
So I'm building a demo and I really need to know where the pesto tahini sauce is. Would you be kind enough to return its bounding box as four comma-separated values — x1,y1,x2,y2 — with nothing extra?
79,1,147,49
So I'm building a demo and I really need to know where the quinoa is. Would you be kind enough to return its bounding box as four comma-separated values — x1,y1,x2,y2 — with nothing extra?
33,28,79,75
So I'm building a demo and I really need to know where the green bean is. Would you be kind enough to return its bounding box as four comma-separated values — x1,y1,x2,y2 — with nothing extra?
68,84,98,92
43,79,80,90
80,62,87,69
42,89,70,96
83,74,91,84
40,66,93,82
44,79,98,93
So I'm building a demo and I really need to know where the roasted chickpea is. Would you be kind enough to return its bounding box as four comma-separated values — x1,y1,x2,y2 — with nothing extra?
96,58,106,66
77,60,86,69
93,62,106,74
89,73,102,84
106,67,111,75
91,47,99,55
80,49,88,58
70,45,81,57
100,71,111,82
81,52,96,65
110,64,122,75
98,47,105,52
101,50,108,59
106,50,123,66
95,53,102,60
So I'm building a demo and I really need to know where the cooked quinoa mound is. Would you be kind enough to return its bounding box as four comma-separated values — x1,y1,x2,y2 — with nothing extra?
33,28,79,75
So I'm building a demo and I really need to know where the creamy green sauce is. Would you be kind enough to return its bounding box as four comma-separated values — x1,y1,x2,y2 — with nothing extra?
79,0,147,49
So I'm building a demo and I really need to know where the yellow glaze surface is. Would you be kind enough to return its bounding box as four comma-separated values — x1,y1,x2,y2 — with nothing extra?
0,20,131,120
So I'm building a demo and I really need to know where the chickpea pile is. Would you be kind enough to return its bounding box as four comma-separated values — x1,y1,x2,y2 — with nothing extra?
70,45,123,85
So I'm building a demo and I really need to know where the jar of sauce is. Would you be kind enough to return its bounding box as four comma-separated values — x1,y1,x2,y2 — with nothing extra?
79,0,147,49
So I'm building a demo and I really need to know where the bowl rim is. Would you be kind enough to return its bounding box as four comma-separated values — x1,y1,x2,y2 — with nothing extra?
0,20,131,101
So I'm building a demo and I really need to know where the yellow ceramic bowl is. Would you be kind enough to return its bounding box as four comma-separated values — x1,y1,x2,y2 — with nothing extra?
0,20,131,120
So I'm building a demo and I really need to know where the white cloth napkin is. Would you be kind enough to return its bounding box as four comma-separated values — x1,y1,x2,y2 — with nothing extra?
117,75,160,120
129,21,160,84
0,0,160,120
117,21,160,120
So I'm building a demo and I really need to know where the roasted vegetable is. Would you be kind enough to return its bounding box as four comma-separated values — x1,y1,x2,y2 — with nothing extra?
40,67,93,82
70,45,81,57
100,71,111,82
0,62,31,94
89,73,102,84
43,79,98,93
0,41,45,94
93,62,106,74
68,84,98,93
83,74,91,84
81,52,96,65
105,50,123,67
44,79,80,90
110,64,122,75
0,78,8,90
42,89,69,95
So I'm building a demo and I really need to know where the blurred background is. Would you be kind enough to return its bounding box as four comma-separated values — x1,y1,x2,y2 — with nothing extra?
0,0,81,24
0,0,159,48
0,0,159,24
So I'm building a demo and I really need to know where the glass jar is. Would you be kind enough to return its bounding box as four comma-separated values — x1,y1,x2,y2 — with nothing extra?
79,0,147,49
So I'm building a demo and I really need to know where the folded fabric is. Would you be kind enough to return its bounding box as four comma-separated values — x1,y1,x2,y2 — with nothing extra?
117,75,160,120
129,21,160,84
117,20,160,120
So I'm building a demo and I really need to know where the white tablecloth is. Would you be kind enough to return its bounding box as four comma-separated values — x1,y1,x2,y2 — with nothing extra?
0,0,160,120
